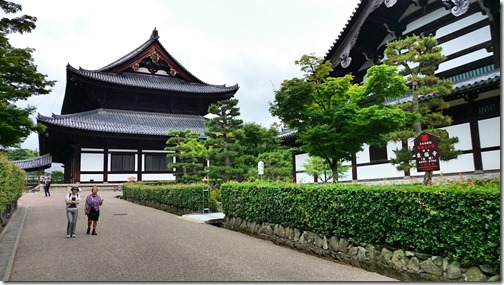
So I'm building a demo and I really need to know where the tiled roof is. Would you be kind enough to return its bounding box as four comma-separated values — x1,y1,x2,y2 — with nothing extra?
94,29,206,85
278,129,297,140
67,64,239,94
451,69,500,93
13,154,52,171
386,69,501,104
38,109,208,136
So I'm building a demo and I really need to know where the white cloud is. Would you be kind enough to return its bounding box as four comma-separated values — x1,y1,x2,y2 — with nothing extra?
7,0,359,150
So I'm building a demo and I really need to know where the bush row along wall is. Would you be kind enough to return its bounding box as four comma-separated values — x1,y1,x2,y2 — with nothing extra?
122,183,212,215
0,153,25,229
220,182,500,274
224,217,500,281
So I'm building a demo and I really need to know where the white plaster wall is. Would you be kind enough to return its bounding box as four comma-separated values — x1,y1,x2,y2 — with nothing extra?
295,153,310,171
357,163,404,180
80,153,104,171
80,174,104,182
441,123,472,151
479,117,500,148
436,13,488,39
434,153,475,174
356,145,370,164
387,140,403,160
339,168,353,182
108,173,137,182
402,8,449,35
438,49,492,73
142,173,176,181
296,172,314,184
481,150,500,170
439,26,491,56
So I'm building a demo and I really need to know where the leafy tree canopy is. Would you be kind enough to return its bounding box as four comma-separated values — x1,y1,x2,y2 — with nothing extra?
0,1,55,148
302,155,349,183
245,149,292,182
270,54,412,181
2,146,38,160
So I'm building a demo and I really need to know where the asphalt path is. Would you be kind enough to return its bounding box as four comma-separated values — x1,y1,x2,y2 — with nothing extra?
4,189,396,282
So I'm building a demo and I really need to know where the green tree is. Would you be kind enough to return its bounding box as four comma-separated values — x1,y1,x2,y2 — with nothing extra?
270,54,412,182
0,1,56,148
384,35,461,185
245,149,292,182
2,146,38,160
238,122,282,176
165,130,207,184
204,99,244,186
50,170,63,183
302,156,349,183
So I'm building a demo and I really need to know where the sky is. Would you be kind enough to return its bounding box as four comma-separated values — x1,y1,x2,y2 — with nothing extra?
8,0,360,151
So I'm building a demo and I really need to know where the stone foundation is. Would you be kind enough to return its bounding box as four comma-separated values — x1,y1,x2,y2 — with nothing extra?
224,217,500,281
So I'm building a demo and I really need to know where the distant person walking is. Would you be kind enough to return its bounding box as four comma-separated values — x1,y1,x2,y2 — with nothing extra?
43,177,51,197
85,186,104,235
65,186,81,238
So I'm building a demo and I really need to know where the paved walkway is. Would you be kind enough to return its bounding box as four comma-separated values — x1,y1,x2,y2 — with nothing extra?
0,189,396,282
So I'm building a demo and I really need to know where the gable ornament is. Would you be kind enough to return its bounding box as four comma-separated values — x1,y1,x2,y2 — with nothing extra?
442,0,470,17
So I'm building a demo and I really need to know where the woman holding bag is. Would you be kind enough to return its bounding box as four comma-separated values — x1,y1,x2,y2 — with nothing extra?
85,186,104,235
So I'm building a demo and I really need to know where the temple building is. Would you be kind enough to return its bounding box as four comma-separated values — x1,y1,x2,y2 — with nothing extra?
281,0,500,183
38,29,239,183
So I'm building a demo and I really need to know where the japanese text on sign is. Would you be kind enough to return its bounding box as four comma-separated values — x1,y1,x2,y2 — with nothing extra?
414,132,440,172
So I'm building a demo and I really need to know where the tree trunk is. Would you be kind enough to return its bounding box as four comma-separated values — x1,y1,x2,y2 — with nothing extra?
402,139,411,177
412,83,433,186
331,160,339,183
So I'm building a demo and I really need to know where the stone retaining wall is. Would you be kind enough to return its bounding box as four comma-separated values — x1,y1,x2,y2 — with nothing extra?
224,217,500,282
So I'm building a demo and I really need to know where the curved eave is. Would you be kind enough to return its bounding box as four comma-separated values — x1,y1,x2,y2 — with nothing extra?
66,64,239,96
37,109,209,137
12,154,52,171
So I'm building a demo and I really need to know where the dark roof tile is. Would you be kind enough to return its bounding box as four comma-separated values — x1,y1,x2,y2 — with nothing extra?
38,109,208,136
13,154,52,171
68,65,238,94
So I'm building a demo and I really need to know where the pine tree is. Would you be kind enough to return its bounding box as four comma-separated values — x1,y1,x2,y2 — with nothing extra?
204,99,244,187
165,130,207,183
384,35,461,185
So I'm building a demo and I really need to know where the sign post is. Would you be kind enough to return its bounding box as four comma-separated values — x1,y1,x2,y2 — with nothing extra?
258,161,264,178
414,132,440,185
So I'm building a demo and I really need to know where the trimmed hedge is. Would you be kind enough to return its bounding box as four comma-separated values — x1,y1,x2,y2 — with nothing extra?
0,153,25,213
221,181,500,270
122,183,211,213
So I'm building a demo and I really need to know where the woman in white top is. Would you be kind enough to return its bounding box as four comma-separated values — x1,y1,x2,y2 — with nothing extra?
65,186,81,238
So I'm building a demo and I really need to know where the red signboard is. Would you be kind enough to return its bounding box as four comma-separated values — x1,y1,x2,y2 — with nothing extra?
414,132,440,172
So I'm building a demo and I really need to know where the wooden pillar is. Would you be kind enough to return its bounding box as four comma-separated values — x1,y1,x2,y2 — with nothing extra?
466,94,484,172
103,148,109,182
137,148,143,182
75,147,81,183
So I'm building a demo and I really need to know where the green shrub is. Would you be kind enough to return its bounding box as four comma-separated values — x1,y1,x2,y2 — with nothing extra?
221,181,500,270
0,153,25,213
122,182,210,212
